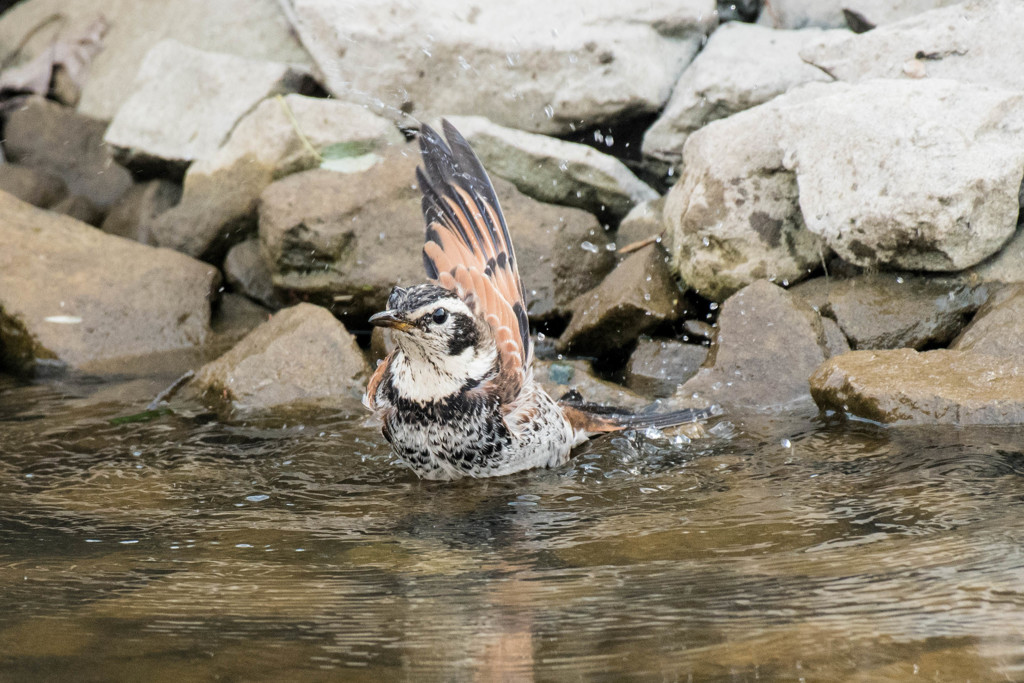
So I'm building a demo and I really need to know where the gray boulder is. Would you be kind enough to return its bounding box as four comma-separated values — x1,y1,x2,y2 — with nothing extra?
260,145,613,324
104,40,312,176
285,0,716,134
811,348,1024,425
4,96,132,210
779,79,1024,271
99,180,181,243
625,338,708,398
557,243,687,356
0,191,219,375
0,163,66,209
664,88,827,302
800,0,1024,92
642,23,835,165
0,0,313,121
192,303,369,411
223,239,283,309
791,273,988,350
445,115,658,219
674,280,846,410
147,94,402,259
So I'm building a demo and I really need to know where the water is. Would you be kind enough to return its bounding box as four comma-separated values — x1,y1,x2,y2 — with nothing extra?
2,368,1024,681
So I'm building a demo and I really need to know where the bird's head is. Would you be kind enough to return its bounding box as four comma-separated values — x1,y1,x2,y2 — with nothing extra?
370,285,496,395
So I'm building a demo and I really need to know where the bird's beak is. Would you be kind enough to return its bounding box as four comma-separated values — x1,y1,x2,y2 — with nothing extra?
369,309,413,331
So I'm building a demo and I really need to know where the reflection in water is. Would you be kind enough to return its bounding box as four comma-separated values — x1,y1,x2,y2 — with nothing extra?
1,373,1024,681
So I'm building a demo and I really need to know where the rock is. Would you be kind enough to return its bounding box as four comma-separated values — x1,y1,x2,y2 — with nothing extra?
0,0,313,121
99,180,181,243
642,23,835,165
791,273,988,350
534,359,648,411
557,243,687,356
624,338,708,398
4,96,132,210
682,319,715,343
0,191,219,375
444,115,658,219
664,88,827,302
757,0,960,29
259,145,613,323
192,303,369,411
779,79,1024,271
208,294,272,348
210,292,272,344
810,348,1024,425
800,0,1024,92
952,283,1024,360
286,0,716,135
674,280,842,410
967,226,1024,284
223,238,282,309
51,194,103,226
615,197,666,250
103,40,313,177
147,94,403,260
0,163,66,208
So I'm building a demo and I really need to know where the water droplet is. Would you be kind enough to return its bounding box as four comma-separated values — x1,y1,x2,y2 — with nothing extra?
581,241,598,253
245,494,269,503
709,302,719,311
544,104,554,118
644,427,663,439
605,242,617,251
558,159,568,171
236,543,253,549
702,236,710,247
458,55,471,70
781,438,792,448
605,135,614,147
896,276,905,284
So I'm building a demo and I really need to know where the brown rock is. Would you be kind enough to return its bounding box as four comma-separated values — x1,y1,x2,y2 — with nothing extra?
615,197,667,251
4,96,132,210
0,191,219,375
952,283,1024,360
675,280,840,410
0,163,66,208
192,303,369,411
223,238,282,309
790,273,987,349
260,144,613,324
810,349,1024,424
100,180,182,242
625,338,708,398
557,243,688,356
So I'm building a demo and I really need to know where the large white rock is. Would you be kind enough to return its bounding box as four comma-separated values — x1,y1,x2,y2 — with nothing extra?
285,0,716,134
800,0,1024,92
104,40,311,174
779,79,1024,271
757,0,962,29
445,115,657,219
0,0,313,121
663,87,827,302
642,23,836,165
147,94,403,259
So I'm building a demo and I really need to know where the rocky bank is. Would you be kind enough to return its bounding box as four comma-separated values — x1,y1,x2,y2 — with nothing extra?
0,0,1022,425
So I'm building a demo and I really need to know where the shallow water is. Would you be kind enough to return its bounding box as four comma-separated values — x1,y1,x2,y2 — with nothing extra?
2,367,1024,682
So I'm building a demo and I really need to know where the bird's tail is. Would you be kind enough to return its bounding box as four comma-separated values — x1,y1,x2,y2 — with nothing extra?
557,390,713,437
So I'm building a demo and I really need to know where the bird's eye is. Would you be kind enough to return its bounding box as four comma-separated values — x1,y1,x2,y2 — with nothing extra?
431,308,449,324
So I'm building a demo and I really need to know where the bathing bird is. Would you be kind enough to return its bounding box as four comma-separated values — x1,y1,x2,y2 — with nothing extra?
363,120,706,480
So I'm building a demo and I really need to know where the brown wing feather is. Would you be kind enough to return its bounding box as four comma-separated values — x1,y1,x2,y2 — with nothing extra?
417,120,531,404
363,355,392,410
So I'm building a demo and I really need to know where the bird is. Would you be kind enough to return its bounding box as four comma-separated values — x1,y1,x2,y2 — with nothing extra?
363,120,708,480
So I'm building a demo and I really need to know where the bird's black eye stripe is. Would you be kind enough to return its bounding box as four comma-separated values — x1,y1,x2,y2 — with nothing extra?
431,308,449,324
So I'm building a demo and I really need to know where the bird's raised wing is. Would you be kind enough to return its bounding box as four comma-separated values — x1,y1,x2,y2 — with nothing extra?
416,120,531,404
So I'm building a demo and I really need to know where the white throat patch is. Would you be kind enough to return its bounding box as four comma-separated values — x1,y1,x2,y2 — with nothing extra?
390,344,496,403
